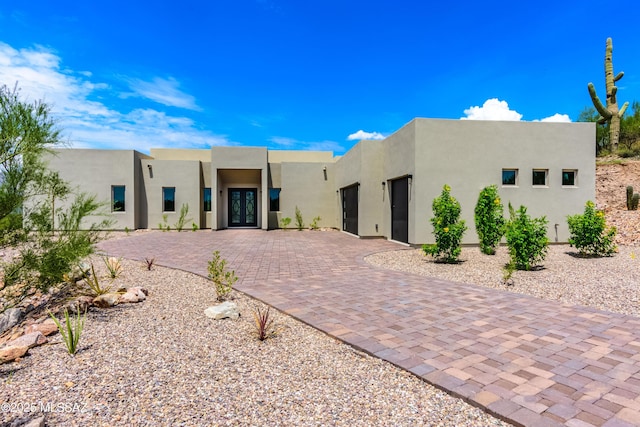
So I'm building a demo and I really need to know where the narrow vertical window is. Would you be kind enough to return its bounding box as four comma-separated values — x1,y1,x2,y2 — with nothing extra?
112,185,125,212
269,188,281,211
532,169,548,186
562,170,577,186
502,169,518,186
163,187,176,212
203,188,212,212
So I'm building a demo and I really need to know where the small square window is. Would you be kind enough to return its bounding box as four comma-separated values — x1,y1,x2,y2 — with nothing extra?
532,169,548,186
112,185,125,212
502,169,518,186
269,188,281,211
163,187,175,212
203,188,211,212
562,170,577,186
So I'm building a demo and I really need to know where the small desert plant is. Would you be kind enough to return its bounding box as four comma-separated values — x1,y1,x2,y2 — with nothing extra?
627,186,639,210
103,256,122,279
252,306,279,341
474,185,506,255
144,257,155,271
124,226,130,235
423,185,467,263
159,214,170,231
295,206,304,230
567,201,617,257
279,217,291,229
502,262,516,285
174,203,192,232
49,308,86,355
309,216,321,230
191,222,198,232
83,263,113,296
207,250,238,301
504,204,548,270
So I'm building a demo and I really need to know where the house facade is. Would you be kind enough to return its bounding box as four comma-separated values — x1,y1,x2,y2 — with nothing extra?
46,118,595,245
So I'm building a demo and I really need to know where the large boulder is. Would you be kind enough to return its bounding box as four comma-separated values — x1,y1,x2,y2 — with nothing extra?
204,301,240,320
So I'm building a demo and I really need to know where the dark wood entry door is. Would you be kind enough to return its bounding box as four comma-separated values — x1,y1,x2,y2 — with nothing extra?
391,177,409,243
342,184,358,235
228,188,257,227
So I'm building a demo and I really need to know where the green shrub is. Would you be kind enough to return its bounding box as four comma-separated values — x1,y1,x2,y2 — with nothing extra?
310,216,321,230
191,222,198,232
279,217,291,229
474,185,506,255
207,250,238,301
422,185,467,263
505,204,548,270
567,201,617,256
174,203,191,232
49,308,86,355
295,206,304,230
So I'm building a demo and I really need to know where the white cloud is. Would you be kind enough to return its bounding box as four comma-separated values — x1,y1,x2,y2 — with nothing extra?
347,130,385,141
461,98,523,121
537,113,571,123
461,98,572,123
0,41,229,153
122,76,200,111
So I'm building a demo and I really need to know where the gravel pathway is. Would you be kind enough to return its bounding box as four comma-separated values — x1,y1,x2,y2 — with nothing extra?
366,245,640,317
1,256,508,427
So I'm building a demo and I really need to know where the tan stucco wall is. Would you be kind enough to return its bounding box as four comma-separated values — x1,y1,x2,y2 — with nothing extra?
268,150,334,163
141,159,201,230
45,149,150,230
412,118,595,244
279,162,336,230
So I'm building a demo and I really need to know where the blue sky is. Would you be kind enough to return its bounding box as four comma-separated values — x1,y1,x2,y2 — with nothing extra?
1,1,639,155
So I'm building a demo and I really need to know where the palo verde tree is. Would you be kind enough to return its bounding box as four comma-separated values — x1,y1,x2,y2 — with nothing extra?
587,37,629,153
1,83,111,304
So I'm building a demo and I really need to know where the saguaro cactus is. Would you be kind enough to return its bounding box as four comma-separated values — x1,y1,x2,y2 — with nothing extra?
588,37,629,152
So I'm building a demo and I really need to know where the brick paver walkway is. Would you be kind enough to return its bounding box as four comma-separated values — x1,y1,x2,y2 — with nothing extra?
99,230,640,427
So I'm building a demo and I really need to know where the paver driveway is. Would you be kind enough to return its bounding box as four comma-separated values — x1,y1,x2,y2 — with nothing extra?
99,229,640,427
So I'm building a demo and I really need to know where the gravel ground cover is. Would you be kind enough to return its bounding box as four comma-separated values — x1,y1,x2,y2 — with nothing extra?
1,257,508,427
366,244,640,317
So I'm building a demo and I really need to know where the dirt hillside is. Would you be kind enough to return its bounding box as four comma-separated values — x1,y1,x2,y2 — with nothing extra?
596,159,640,246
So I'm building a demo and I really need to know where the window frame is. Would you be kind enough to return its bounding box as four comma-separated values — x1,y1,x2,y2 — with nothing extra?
562,169,578,187
111,185,126,212
532,169,549,187
269,188,281,212
162,187,176,212
203,188,212,212
502,169,519,187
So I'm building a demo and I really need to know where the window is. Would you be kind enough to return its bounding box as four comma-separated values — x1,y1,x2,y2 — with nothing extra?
112,185,125,212
532,169,548,186
562,170,577,186
163,187,175,211
502,169,518,186
203,188,211,212
269,188,281,211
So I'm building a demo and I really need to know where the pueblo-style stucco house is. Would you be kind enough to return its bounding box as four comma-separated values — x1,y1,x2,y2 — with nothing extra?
46,118,595,245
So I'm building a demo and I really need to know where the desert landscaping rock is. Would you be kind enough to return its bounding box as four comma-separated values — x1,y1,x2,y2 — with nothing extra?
3,332,47,350
0,345,28,364
92,293,120,308
24,319,58,337
204,301,240,319
0,307,23,335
